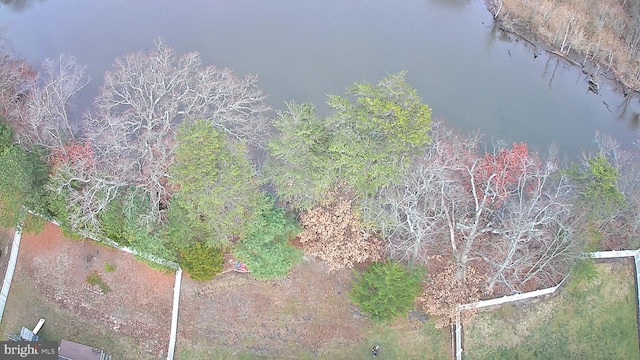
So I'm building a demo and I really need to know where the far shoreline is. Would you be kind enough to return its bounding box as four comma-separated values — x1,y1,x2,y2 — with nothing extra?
484,0,640,100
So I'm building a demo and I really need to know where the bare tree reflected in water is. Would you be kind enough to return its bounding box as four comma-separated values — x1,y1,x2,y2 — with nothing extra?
0,0,47,12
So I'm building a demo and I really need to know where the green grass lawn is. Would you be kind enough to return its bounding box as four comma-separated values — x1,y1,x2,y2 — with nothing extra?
464,261,640,360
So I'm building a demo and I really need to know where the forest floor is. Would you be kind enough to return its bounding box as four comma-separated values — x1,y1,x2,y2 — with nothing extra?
0,221,175,360
464,260,640,359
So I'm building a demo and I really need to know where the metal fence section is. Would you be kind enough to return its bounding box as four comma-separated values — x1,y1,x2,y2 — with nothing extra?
0,216,23,323
635,253,640,329
167,267,183,360
459,281,565,311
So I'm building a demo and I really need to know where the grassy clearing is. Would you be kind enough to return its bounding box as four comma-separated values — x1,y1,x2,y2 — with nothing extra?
322,318,450,360
0,270,147,360
498,0,640,91
464,261,639,359
177,317,449,360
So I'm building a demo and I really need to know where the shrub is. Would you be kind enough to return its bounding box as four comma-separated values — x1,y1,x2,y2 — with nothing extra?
86,271,111,294
233,195,302,279
99,195,128,245
350,261,425,322
0,124,50,228
178,242,224,281
120,190,176,261
419,257,483,329
104,262,116,273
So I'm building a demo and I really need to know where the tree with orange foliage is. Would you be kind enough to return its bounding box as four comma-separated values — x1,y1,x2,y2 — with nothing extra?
298,193,383,271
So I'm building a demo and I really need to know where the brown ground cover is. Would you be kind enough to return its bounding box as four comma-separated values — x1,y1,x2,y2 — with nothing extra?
0,221,175,360
176,256,450,359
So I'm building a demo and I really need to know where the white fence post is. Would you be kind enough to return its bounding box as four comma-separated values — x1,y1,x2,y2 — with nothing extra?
0,220,23,323
455,311,462,360
167,267,183,360
634,251,640,328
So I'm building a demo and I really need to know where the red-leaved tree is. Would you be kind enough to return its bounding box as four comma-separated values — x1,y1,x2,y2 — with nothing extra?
364,123,578,325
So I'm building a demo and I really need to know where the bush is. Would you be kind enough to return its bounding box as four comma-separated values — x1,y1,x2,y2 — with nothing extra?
86,271,111,294
104,262,116,273
350,261,425,322
233,195,302,279
298,194,383,270
99,195,128,245
120,190,176,261
0,123,50,228
178,242,224,281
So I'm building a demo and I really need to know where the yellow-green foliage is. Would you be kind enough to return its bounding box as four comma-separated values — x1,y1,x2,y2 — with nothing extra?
266,72,432,209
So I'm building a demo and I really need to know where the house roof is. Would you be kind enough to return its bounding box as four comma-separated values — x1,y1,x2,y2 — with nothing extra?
58,339,110,360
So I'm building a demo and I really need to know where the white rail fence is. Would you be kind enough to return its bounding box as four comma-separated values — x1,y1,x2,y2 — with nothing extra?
167,267,183,360
0,211,183,360
0,213,24,323
454,249,640,360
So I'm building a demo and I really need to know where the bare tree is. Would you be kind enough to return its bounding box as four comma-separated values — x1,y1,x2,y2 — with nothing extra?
580,133,640,250
362,123,480,267
366,123,577,299
83,39,272,225
14,55,89,150
47,142,126,232
478,153,576,294
0,36,34,127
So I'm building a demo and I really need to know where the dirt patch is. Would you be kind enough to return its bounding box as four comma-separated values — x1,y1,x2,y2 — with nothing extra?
177,255,450,359
177,257,366,357
1,222,175,359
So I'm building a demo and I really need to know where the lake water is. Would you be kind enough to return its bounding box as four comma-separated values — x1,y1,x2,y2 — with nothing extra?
2,0,639,158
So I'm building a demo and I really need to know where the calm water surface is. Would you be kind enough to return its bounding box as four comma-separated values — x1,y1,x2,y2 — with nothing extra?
2,0,639,158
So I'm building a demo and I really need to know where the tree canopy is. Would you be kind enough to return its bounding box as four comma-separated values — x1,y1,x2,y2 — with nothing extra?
266,72,432,209
169,119,261,247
